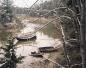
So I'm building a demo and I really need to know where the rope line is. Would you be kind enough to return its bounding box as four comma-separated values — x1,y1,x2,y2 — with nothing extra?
30,0,62,23
28,0,40,15
43,56,65,68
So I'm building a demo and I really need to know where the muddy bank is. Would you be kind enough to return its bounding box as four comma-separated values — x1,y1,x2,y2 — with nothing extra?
30,49,63,68
16,19,63,68
0,17,63,68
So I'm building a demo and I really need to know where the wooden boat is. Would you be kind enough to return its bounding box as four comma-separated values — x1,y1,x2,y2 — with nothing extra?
38,46,58,53
16,32,36,41
30,51,43,57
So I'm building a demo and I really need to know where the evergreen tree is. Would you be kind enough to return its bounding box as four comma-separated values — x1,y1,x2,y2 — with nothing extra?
0,0,13,24
0,39,24,68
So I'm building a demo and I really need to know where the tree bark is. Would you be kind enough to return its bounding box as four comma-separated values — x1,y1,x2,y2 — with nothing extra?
79,0,86,68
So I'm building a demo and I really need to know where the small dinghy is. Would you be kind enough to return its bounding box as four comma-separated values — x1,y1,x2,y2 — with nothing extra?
39,46,58,53
16,32,36,41
30,51,43,57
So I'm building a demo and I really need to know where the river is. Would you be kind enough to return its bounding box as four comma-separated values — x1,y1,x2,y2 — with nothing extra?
0,19,62,68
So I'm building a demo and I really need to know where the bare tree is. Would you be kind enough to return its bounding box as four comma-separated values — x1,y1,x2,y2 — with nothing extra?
78,0,86,68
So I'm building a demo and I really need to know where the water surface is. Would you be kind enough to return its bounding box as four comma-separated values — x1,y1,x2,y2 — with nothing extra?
16,20,62,68
0,20,62,68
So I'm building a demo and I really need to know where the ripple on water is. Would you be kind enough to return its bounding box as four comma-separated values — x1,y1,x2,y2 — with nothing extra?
16,21,62,68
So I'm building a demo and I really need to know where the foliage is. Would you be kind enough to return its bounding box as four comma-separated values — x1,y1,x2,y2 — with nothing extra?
0,39,25,68
58,0,82,68
0,0,13,24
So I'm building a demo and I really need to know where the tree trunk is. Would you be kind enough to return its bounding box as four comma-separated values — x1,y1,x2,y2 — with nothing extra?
79,0,86,68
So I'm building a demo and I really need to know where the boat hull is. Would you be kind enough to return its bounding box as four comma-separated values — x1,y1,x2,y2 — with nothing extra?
30,54,43,57
16,36,36,41
30,52,43,57
39,47,58,53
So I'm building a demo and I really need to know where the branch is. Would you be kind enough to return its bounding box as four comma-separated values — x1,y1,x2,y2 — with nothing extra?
43,56,65,68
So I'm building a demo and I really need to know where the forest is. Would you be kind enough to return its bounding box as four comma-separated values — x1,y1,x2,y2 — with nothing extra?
0,0,86,68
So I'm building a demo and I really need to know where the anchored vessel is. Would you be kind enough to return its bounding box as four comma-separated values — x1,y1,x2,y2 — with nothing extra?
38,46,58,52
30,51,43,57
16,32,36,41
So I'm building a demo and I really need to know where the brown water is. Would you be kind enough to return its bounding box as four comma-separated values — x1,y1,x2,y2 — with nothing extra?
16,20,62,68
0,20,62,68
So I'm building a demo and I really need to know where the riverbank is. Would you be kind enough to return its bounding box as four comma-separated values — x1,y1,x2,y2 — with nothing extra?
0,16,64,68
15,16,64,68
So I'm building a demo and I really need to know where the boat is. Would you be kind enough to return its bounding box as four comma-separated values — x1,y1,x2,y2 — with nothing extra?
30,51,43,57
38,46,58,53
16,32,36,41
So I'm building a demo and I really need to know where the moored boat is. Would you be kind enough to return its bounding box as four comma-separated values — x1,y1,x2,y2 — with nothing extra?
38,46,58,53
30,51,43,57
16,32,36,41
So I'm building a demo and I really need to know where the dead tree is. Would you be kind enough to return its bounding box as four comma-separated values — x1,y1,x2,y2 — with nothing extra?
78,0,86,68
66,0,86,68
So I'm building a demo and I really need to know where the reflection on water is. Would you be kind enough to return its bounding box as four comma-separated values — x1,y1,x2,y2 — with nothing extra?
16,21,62,68
39,23,61,39
0,20,62,68
36,32,59,47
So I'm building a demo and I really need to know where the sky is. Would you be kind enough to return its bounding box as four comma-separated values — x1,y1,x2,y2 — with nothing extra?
13,0,48,8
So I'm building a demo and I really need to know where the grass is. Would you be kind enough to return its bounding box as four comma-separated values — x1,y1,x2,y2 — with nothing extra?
16,15,49,24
